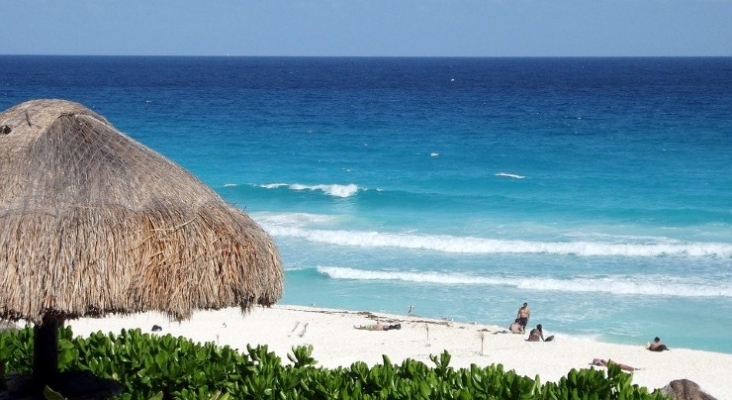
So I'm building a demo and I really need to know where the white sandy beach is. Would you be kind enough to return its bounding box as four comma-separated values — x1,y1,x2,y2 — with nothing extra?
62,305,731,399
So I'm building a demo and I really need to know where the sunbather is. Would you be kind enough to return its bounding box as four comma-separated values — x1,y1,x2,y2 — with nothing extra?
354,322,402,331
591,358,636,372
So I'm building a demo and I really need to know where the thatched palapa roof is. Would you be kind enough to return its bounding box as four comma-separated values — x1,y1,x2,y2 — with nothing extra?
0,99,284,324
663,380,718,400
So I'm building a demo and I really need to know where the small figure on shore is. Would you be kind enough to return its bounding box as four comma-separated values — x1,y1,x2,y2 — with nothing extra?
527,324,544,342
648,337,670,351
516,302,530,333
354,322,402,331
592,358,636,372
509,319,523,334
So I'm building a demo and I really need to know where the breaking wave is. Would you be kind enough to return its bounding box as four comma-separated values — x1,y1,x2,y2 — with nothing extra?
259,183,361,198
496,172,526,179
316,266,732,298
262,225,732,258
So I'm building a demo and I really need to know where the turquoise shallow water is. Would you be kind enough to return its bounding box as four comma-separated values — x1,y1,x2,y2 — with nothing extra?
2,56,731,353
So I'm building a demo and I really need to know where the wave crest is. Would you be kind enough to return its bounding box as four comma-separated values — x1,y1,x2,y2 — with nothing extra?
262,226,732,258
316,266,732,298
259,182,360,198
496,172,526,179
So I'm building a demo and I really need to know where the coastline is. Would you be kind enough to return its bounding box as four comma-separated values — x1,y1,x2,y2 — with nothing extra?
3,57,731,377
63,304,731,399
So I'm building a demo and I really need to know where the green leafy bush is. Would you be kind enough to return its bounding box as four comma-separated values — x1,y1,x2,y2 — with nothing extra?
0,326,670,400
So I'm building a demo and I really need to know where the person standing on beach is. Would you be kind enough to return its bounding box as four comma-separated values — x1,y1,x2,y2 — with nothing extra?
516,302,530,333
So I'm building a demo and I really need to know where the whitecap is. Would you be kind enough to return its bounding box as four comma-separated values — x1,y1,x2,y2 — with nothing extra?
252,212,339,227
259,183,289,189
495,172,525,179
261,225,732,259
288,183,360,198
315,266,732,298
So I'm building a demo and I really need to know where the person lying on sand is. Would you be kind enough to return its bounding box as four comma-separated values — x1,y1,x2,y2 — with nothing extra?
591,358,637,372
648,337,669,351
354,322,402,331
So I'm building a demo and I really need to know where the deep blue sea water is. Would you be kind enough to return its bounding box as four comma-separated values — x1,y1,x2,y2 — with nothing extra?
2,56,731,353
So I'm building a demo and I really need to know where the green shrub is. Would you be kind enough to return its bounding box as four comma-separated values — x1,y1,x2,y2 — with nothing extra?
0,326,670,400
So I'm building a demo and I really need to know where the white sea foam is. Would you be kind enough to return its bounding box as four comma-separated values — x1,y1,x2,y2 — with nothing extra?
261,225,732,258
495,172,526,179
514,276,732,297
223,183,237,187
317,266,504,285
260,182,360,198
253,212,339,227
316,266,732,298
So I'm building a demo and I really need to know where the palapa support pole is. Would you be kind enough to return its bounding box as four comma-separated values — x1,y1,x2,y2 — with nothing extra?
33,314,62,388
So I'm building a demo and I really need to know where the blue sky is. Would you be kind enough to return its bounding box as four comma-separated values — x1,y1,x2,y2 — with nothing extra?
2,0,731,57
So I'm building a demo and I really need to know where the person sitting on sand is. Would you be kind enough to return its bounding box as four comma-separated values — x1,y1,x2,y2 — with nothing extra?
527,324,544,342
648,337,669,351
591,358,636,372
354,322,402,331
509,319,522,334
516,302,530,333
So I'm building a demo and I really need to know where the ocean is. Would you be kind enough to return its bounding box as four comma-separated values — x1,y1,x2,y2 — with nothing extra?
1,56,731,353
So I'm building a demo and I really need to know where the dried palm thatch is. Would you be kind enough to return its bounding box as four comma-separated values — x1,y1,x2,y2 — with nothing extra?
0,99,284,390
662,380,718,400
1,99,283,323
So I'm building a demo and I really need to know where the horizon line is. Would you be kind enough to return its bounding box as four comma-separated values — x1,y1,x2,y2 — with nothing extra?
2,54,731,59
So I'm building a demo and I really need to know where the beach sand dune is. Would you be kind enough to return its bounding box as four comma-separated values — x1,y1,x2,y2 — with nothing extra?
63,305,731,399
